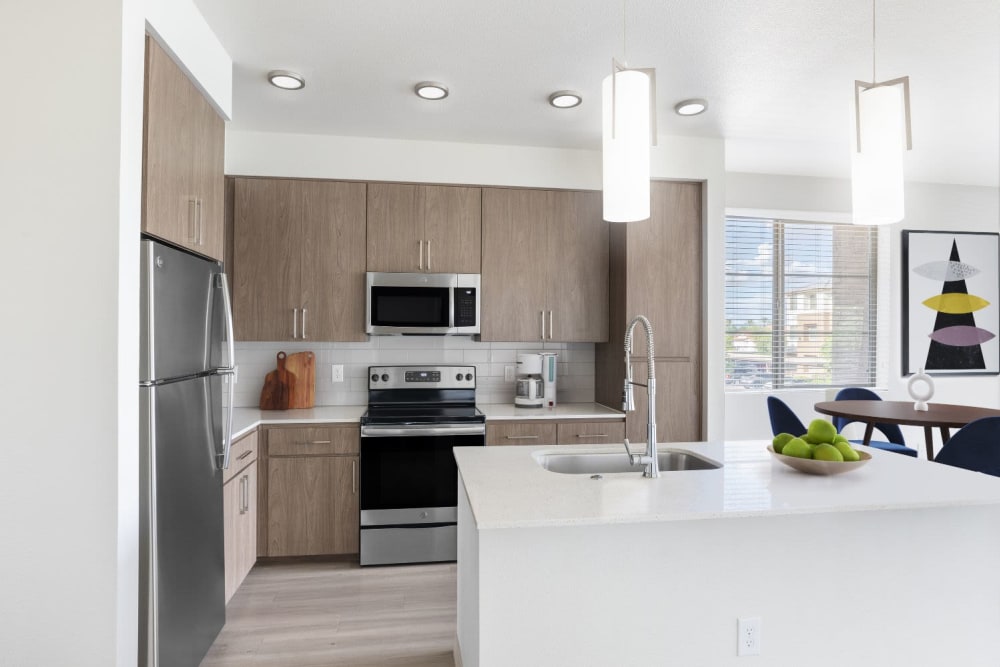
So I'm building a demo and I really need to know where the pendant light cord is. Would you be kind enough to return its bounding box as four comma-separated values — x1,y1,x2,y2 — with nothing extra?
871,0,876,82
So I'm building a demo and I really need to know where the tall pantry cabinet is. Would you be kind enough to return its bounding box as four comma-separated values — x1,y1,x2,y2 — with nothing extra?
141,36,225,261
595,181,704,442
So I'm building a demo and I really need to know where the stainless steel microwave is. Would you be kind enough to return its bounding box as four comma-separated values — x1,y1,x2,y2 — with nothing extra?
366,272,481,335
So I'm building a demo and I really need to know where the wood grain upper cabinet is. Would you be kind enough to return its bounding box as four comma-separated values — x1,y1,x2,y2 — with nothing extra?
367,183,481,273
232,177,367,342
142,36,224,261
481,188,608,342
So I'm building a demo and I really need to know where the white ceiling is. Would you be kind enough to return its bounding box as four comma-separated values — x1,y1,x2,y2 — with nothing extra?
193,0,999,187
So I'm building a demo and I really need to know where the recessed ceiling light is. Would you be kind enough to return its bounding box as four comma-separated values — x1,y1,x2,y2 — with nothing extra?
674,98,707,116
414,82,449,100
267,70,305,90
548,90,582,109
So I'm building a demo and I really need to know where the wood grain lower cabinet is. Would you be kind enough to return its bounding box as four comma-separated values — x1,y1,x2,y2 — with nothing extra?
223,431,258,603
142,35,224,261
481,188,608,342
487,420,626,446
259,425,359,558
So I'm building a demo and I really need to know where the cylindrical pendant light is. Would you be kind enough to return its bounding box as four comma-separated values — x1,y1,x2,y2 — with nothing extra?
851,83,906,225
602,69,651,223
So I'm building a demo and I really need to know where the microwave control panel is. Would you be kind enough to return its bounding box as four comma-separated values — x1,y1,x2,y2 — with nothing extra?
454,288,477,327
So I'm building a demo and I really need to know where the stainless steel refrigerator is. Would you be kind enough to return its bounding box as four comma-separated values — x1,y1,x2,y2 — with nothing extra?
139,238,235,667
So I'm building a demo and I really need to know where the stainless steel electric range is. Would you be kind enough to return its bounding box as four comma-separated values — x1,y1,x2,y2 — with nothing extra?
359,365,486,566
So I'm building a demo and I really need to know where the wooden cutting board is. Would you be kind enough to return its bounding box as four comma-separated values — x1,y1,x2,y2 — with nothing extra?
259,351,295,410
285,351,315,409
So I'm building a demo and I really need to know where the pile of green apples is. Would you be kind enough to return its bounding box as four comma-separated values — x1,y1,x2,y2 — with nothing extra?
772,419,861,462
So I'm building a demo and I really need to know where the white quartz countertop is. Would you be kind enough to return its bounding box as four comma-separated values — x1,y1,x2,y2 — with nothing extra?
454,440,1000,530
478,403,622,420
231,406,367,439
231,402,620,439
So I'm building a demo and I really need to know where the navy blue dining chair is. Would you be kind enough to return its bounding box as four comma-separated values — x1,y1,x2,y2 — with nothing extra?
766,396,807,437
934,417,1000,477
832,387,918,457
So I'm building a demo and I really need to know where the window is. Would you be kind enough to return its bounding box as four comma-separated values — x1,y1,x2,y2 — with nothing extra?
725,216,878,390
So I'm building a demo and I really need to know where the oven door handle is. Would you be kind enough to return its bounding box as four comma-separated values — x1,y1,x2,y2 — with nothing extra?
361,425,486,438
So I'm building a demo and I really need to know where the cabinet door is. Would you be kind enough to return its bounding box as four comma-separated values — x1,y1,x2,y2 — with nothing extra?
332,457,359,554
267,456,357,557
626,181,702,358
366,183,424,272
240,461,258,590
547,190,608,342
423,185,482,274
232,178,304,341
625,360,702,444
190,88,225,261
299,180,367,342
142,37,197,252
480,188,551,341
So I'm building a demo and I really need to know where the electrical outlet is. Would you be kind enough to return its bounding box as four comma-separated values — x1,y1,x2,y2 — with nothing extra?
332,364,344,383
504,365,515,382
737,617,761,656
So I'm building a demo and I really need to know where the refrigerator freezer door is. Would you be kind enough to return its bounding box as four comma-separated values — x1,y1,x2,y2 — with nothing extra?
140,239,229,382
140,375,225,667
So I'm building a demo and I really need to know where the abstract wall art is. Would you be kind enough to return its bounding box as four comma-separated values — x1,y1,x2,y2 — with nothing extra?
902,230,1000,376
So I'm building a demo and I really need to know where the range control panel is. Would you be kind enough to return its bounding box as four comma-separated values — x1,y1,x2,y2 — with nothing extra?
368,365,476,390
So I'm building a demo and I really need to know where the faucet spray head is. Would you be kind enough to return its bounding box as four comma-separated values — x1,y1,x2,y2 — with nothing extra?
622,380,635,411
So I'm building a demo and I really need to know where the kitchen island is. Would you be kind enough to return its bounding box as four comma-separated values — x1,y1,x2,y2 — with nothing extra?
454,440,1000,666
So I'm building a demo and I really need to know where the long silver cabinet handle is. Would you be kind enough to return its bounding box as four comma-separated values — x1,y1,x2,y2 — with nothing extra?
196,199,204,245
188,198,198,243
418,240,423,270
301,308,307,339
239,476,246,514
294,440,333,445
540,311,545,340
549,310,554,340
426,240,431,271
505,435,539,440
293,307,299,339
236,449,253,461
575,434,609,438
352,459,357,495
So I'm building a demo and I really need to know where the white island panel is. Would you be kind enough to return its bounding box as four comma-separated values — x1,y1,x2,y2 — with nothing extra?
455,441,1000,666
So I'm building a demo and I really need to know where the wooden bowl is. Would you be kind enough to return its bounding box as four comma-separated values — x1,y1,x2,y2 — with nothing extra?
767,445,872,476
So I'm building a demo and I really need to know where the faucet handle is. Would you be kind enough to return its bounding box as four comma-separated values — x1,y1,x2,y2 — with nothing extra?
623,438,637,465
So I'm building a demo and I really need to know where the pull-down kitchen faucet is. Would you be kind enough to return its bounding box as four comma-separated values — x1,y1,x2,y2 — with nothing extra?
622,315,659,478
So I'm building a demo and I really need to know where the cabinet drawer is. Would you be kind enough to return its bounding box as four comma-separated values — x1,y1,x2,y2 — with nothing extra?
224,429,258,484
267,425,360,456
556,420,626,445
486,422,557,446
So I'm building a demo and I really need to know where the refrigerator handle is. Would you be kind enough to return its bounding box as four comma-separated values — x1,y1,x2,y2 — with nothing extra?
218,369,236,471
216,273,236,371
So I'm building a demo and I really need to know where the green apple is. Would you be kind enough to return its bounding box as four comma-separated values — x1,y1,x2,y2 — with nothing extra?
834,441,860,461
813,443,845,462
807,419,838,445
772,432,796,454
781,438,813,459
832,434,849,445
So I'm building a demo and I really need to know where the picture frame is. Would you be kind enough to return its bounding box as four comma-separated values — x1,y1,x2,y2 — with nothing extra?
901,230,1000,376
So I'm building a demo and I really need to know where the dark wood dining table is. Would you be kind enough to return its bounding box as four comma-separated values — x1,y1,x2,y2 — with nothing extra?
814,400,1000,460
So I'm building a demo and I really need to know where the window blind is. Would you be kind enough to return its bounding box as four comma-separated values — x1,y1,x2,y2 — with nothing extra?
724,216,878,390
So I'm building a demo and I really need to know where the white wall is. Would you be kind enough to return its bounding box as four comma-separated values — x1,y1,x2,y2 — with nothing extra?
0,0,143,664
226,131,728,437
724,173,1000,450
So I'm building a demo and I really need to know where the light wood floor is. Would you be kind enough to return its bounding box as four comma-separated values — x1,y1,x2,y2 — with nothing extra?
201,560,457,667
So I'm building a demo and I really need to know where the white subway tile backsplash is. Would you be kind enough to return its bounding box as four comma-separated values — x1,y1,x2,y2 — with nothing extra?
233,339,595,407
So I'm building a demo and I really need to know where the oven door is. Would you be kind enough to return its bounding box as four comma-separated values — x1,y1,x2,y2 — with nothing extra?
359,425,485,524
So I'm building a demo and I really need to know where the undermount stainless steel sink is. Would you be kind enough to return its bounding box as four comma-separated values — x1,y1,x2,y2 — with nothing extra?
536,449,722,475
